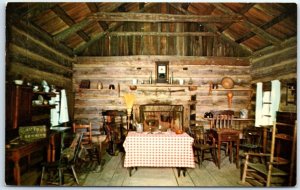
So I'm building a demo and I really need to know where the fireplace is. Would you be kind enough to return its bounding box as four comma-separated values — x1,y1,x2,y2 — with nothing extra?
138,104,183,132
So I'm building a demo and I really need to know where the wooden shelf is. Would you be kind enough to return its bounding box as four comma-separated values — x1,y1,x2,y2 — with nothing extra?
32,104,56,109
130,84,198,92
211,88,252,92
133,84,197,87
33,91,57,97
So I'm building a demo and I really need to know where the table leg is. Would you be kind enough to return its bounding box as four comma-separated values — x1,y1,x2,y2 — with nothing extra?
229,141,233,163
218,140,221,169
128,167,137,177
177,167,187,177
13,160,21,185
236,139,240,169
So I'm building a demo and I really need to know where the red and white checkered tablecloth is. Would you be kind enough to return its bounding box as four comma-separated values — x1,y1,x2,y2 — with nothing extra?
123,131,195,168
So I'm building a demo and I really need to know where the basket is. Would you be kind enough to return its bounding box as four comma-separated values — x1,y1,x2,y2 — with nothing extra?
221,77,234,89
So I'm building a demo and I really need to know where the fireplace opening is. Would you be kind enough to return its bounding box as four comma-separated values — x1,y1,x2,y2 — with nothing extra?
139,104,183,132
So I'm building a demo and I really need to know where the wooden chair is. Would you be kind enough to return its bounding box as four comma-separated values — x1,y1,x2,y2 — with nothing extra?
191,126,218,167
240,126,263,153
209,110,241,169
72,122,100,164
40,132,83,185
240,120,297,187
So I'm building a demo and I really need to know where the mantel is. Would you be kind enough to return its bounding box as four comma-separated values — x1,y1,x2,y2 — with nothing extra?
129,84,197,91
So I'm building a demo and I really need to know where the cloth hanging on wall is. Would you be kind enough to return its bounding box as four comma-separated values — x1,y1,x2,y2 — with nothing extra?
271,80,281,122
59,89,69,124
255,82,263,127
50,92,60,126
255,80,281,127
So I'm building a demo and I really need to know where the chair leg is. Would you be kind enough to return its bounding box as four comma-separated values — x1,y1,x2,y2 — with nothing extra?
40,166,45,185
241,154,249,184
58,168,63,186
71,165,79,185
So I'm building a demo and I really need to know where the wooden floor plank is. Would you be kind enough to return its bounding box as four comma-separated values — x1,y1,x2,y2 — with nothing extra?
20,150,244,187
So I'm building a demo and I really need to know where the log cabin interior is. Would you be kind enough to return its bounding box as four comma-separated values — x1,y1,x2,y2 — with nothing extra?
4,1,297,187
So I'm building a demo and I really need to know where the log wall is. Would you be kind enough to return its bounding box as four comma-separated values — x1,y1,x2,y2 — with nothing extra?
83,22,250,57
6,22,75,121
74,56,252,130
251,37,297,113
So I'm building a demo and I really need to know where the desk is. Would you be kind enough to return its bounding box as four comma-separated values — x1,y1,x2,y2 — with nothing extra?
6,138,48,185
210,129,240,169
123,131,195,176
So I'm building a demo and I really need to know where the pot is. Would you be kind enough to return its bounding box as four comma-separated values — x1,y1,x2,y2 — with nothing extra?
160,115,172,122
136,123,143,133
146,119,158,127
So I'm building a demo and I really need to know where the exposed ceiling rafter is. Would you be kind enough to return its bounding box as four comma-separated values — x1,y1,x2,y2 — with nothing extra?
213,3,282,45
73,3,158,55
51,5,90,42
53,2,126,42
235,9,296,43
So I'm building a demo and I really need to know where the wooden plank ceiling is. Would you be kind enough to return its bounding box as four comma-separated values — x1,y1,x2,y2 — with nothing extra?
7,2,297,56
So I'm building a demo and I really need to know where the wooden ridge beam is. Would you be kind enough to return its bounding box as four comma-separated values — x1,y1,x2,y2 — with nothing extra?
213,3,282,45
169,3,251,56
88,12,243,23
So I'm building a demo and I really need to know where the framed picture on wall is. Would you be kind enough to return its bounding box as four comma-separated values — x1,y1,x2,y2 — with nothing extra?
155,61,169,83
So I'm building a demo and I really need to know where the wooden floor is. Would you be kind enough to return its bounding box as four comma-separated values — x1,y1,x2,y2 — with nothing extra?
18,151,249,187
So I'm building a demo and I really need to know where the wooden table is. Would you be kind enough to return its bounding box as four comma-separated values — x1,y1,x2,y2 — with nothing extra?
123,131,195,176
6,138,49,185
210,129,240,169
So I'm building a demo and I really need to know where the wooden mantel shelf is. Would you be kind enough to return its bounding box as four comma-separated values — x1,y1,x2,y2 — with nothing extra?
132,84,197,87
129,84,198,91
211,88,252,91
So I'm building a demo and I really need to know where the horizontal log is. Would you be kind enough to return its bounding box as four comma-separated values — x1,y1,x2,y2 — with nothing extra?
11,26,74,68
89,12,243,23
8,49,72,78
77,56,249,66
9,43,73,74
8,62,72,88
252,36,297,57
15,19,74,57
251,46,296,67
107,31,217,37
251,59,296,78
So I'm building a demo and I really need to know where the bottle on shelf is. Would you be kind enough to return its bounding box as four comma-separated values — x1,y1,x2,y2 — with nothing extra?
149,71,152,84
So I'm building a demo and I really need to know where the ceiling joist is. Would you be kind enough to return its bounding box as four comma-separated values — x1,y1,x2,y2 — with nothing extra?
106,31,217,37
88,12,243,23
